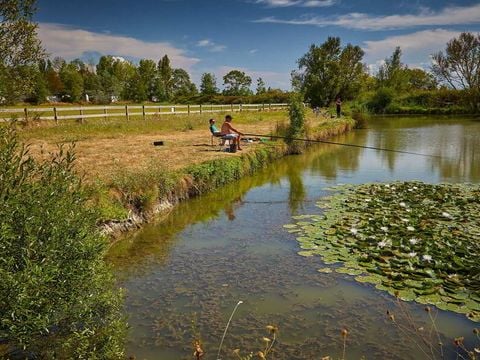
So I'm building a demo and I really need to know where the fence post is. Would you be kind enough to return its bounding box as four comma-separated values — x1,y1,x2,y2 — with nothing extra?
24,108,28,122
187,104,190,115
54,107,58,124
269,103,272,111
200,104,202,114
211,104,213,112
142,105,146,121
104,106,107,120
262,103,265,112
240,104,243,112
125,105,129,121
231,103,233,112
79,107,84,123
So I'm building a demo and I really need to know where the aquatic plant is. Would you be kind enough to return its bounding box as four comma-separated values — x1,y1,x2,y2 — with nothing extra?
285,181,480,322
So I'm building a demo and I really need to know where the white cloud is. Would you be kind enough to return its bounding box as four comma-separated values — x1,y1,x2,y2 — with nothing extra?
37,23,200,69
256,0,335,7
362,29,461,72
254,3,480,30
196,38,226,52
249,49,259,54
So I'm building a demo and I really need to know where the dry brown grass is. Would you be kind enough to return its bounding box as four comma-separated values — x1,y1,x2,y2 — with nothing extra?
20,110,334,182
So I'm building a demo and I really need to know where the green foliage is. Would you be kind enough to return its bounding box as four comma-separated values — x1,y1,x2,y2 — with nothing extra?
285,93,306,153
0,0,45,104
223,70,253,96
367,87,395,113
200,72,218,95
292,37,365,107
0,126,126,358
287,181,480,322
256,77,266,95
109,161,180,213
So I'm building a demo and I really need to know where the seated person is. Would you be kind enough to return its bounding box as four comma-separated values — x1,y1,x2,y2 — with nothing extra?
221,114,243,150
209,118,222,136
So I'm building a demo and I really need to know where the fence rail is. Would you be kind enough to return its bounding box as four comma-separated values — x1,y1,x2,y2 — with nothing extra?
0,103,289,123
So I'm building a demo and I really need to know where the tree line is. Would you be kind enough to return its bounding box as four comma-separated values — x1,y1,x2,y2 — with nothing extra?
292,33,480,113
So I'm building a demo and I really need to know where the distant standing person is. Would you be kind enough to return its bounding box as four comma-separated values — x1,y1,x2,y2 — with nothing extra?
336,97,342,118
221,114,243,150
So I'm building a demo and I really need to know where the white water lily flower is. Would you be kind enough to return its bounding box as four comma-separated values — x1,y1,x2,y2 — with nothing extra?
399,202,406,207
378,241,388,248
407,226,415,231
408,252,417,258
380,226,388,232
442,212,453,219
422,254,432,262
350,228,358,235
409,238,419,245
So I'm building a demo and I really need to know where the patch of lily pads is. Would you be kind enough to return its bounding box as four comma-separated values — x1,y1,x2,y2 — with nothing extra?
284,181,480,322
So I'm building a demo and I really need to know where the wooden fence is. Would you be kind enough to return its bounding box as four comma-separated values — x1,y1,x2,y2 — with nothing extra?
0,103,289,123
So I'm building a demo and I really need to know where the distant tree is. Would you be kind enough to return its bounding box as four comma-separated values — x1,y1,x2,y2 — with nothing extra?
292,37,365,107
124,71,147,102
138,59,158,100
376,47,410,92
405,68,437,90
171,68,197,98
59,63,84,102
223,70,252,96
432,32,480,90
200,72,218,95
44,62,64,97
256,77,266,95
0,0,45,103
29,69,48,104
157,55,174,101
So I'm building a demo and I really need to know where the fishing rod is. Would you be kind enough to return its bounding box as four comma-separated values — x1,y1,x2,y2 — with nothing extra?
242,133,441,159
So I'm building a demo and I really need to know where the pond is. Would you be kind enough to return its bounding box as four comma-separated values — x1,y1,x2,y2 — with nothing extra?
107,115,480,360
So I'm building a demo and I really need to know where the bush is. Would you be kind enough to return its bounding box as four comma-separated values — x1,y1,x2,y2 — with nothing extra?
286,93,306,153
0,126,126,358
367,87,395,113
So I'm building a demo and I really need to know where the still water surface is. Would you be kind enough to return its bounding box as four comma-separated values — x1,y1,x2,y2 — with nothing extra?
108,116,480,359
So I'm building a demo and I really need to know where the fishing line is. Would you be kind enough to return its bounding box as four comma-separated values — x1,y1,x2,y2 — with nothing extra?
242,133,441,159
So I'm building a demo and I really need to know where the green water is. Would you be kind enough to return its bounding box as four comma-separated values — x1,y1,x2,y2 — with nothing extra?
108,116,480,359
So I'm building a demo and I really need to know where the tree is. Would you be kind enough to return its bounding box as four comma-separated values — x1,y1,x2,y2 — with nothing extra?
292,37,365,107
256,77,266,95
60,62,84,102
138,59,158,100
432,32,480,90
157,55,174,101
200,72,218,95
376,47,410,92
405,68,437,90
171,68,197,98
223,70,252,96
0,126,126,358
0,0,45,103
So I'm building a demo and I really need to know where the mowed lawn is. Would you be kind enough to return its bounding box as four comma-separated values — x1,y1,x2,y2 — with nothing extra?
14,110,329,182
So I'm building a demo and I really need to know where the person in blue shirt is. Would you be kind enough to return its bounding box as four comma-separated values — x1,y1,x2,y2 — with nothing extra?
209,118,221,135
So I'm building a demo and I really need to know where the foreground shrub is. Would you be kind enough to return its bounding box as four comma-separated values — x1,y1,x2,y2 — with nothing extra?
367,87,395,113
0,126,126,358
286,93,306,154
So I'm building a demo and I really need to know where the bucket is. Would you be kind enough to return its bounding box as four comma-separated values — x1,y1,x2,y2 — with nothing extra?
229,143,237,153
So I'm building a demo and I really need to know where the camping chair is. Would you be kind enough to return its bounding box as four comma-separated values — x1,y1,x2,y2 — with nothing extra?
210,128,232,149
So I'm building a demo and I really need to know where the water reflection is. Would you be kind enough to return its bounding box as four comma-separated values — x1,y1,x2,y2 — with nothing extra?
109,116,480,359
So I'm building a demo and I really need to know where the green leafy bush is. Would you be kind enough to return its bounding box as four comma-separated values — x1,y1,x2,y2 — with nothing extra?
286,93,306,153
0,126,126,358
367,87,395,113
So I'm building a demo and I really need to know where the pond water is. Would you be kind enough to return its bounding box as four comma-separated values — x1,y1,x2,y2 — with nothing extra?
107,115,480,360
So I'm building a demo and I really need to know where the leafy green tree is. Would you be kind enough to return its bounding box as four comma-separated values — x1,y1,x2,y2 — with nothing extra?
292,37,365,107
200,72,218,95
157,55,174,101
432,32,480,90
405,68,437,90
44,59,64,96
138,59,158,100
376,47,410,92
0,126,126,358
286,93,306,154
256,77,266,95
60,62,84,102
28,69,48,104
124,70,148,102
223,70,252,96
172,68,197,98
0,0,45,103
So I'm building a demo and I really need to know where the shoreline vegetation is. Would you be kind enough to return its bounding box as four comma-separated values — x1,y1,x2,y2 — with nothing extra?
12,108,355,239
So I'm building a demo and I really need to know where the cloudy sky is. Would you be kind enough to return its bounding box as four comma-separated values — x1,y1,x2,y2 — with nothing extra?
34,0,480,90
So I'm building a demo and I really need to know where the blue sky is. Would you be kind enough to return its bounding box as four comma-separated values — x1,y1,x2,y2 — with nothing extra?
34,0,480,90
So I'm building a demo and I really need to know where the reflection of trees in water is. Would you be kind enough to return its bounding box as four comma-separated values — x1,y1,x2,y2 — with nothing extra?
286,165,306,215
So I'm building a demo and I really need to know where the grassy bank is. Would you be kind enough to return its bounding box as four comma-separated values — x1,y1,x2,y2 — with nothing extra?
11,110,355,236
